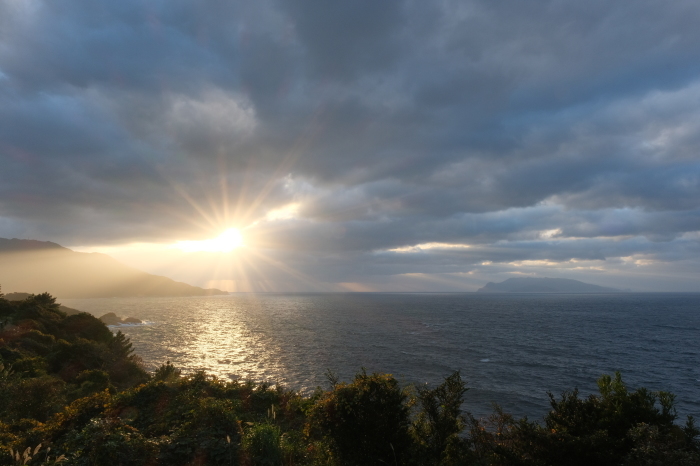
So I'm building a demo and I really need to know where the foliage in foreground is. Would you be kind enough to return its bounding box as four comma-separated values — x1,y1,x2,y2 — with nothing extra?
1,292,698,465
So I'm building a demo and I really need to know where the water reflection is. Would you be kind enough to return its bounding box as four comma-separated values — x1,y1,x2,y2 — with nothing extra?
60,293,700,420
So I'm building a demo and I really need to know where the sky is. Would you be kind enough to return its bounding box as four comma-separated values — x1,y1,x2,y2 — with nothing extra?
1,0,700,292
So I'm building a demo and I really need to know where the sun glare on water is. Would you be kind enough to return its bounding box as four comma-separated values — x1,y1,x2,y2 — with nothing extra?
173,228,244,253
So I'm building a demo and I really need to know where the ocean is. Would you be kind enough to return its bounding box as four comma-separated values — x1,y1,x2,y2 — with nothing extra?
61,292,700,420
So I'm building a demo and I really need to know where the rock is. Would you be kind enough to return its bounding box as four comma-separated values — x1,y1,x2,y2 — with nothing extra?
98,313,142,325
99,312,122,325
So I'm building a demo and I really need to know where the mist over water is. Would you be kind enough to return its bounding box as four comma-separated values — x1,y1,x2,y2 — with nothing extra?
62,293,700,420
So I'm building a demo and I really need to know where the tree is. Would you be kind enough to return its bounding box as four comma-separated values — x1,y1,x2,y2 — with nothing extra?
307,369,412,465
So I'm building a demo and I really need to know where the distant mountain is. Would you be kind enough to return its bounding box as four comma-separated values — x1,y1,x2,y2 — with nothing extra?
0,238,228,298
0,238,66,251
477,277,620,293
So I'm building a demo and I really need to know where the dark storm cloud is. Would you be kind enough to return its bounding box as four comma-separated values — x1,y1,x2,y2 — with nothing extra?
1,0,700,289
277,0,405,79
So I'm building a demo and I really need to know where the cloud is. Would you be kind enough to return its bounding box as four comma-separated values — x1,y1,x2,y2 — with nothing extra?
1,0,700,290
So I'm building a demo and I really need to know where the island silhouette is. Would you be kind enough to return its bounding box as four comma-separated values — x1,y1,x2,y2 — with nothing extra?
477,277,621,293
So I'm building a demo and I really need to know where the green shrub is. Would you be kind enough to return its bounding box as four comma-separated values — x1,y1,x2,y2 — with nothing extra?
0,375,66,423
159,397,241,466
623,420,700,465
307,369,412,465
243,423,282,466
59,313,113,344
47,338,108,381
467,372,700,466
413,371,470,465
20,329,51,345
73,370,115,398
39,390,113,447
279,429,309,465
153,361,181,382
537,372,679,465
11,357,48,378
64,417,158,466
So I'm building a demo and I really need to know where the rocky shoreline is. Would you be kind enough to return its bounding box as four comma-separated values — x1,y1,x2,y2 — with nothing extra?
98,312,143,326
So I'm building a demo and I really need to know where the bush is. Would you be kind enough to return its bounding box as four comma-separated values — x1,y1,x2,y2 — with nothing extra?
60,313,113,344
307,369,412,465
0,375,66,422
153,361,181,382
242,423,282,466
64,417,159,466
40,390,113,448
10,356,48,378
158,397,241,466
413,371,470,465
467,372,700,466
73,369,115,398
279,429,309,466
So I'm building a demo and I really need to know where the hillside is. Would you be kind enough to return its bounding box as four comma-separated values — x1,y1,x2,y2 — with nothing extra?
477,277,620,293
0,238,227,298
4,291,81,315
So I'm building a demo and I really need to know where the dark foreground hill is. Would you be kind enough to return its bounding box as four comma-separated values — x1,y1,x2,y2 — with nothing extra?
477,276,620,293
0,238,227,298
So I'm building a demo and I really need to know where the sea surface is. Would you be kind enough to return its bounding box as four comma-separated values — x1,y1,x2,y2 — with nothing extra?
61,293,700,420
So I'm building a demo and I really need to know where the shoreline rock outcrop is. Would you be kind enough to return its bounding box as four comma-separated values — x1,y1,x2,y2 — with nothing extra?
99,312,143,326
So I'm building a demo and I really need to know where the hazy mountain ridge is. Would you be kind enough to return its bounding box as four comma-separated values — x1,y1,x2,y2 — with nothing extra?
0,238,227,298
0,238,66,251
477,277,621,293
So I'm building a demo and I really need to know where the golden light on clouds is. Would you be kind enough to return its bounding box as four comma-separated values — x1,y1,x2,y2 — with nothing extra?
266,203,299,221
386,242,472,253
173,228,244,253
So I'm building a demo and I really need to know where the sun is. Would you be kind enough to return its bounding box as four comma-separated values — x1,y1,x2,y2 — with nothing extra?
174,228,244,253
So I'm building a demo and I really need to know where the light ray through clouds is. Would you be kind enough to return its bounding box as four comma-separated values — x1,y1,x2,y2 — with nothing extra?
1,0,700,291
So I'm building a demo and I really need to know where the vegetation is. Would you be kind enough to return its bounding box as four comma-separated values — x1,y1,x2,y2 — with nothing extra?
1,291,698,465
